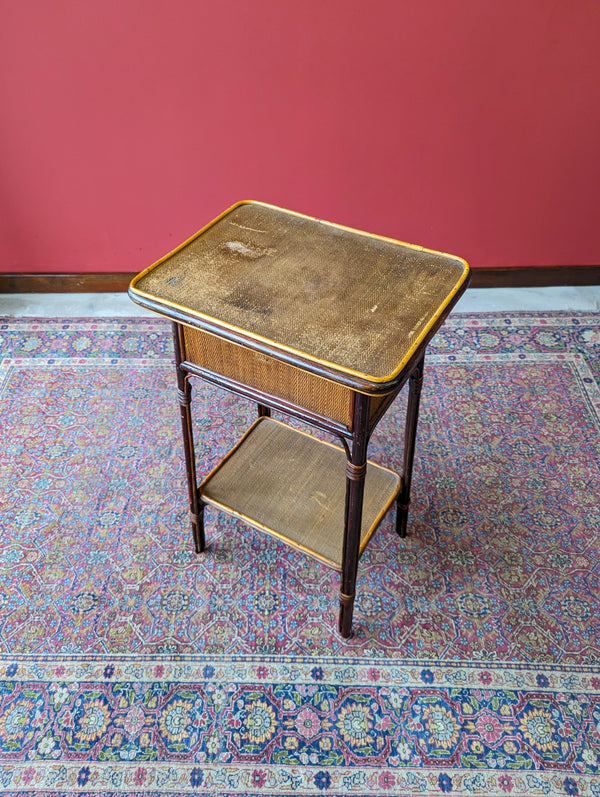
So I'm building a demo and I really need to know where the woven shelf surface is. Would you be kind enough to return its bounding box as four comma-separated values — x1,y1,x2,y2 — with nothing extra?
199,418,400,570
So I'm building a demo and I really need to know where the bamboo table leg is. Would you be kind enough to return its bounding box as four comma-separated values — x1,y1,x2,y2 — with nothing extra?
173,323,205,553
396,352,425,538
338,392,371,638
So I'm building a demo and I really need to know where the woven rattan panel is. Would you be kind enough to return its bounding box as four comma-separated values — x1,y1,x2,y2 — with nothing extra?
200,418,400,570
183,326,354,427
135,202,468,384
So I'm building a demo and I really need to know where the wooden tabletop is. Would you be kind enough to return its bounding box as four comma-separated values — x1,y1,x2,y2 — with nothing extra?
130,201,469,388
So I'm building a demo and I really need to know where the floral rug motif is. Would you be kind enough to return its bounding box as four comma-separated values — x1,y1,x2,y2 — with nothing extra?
0,313,599,795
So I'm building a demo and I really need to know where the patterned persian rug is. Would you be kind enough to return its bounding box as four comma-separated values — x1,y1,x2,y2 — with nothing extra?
0,312,599,796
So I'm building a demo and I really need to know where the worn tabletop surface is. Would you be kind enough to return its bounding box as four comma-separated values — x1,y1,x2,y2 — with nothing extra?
131,202,469,384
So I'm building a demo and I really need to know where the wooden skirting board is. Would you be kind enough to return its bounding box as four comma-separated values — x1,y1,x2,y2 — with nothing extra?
0,266,599,293
470,265,600,289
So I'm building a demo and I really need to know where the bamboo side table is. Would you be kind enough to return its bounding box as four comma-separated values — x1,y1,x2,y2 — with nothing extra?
129,201,470,638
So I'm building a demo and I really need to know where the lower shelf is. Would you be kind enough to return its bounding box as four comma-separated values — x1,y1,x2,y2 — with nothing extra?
199,417,401,570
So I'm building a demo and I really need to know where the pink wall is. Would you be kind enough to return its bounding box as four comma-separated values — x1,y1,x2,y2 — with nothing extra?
1,0,599,273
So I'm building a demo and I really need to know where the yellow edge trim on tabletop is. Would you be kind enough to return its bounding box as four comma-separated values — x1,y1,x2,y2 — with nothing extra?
129,200,470,386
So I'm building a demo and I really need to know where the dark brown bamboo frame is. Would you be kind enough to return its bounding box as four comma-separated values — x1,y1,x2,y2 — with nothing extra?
171,318,432,638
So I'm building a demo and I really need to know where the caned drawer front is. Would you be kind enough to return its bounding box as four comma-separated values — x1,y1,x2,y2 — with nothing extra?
182,326,355,428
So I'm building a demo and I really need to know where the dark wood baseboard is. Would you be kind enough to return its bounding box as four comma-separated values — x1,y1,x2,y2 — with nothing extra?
469,265,600,288
0,272,137,293
1,266,599,293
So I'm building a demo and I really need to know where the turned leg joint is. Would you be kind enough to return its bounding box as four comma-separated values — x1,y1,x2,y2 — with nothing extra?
338,592,356,638
410,372,424,391
191,511,205,554
339,591,355,607
345,461,367,481
396,501,409,538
